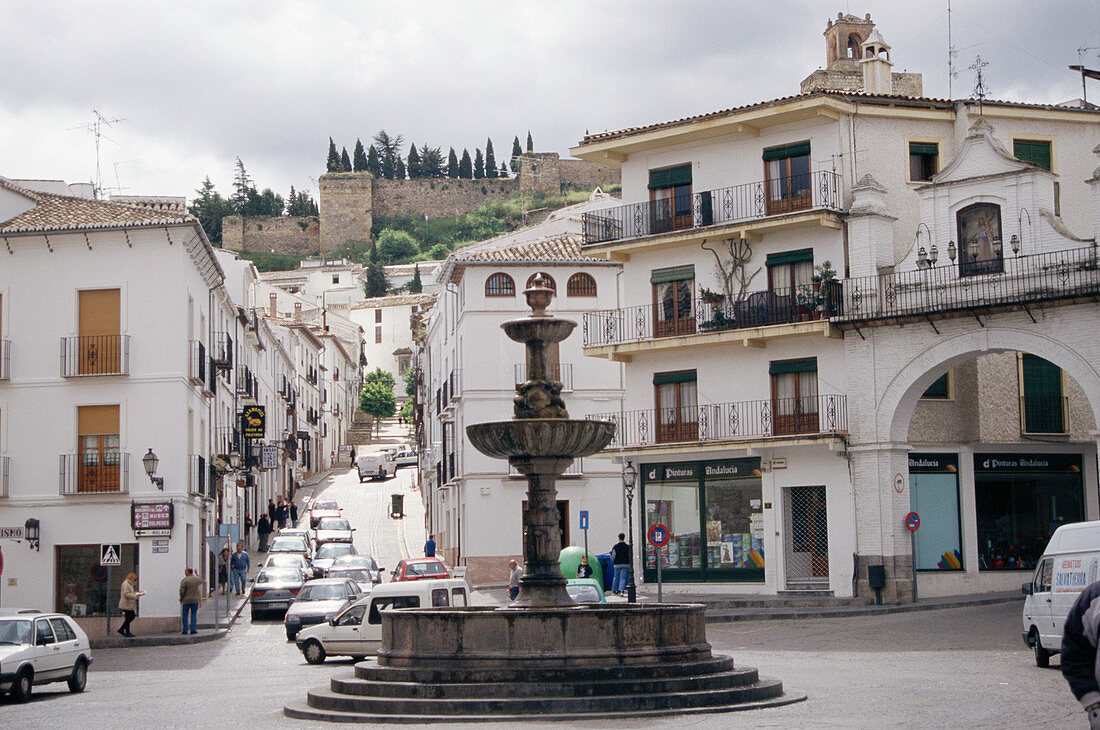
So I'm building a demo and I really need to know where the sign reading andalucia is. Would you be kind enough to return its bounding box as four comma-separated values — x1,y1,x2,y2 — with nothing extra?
241,405,265,440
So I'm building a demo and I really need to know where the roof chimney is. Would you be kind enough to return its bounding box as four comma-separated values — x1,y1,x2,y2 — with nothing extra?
294,302,302,322
269,293,278,317
860,29,893,94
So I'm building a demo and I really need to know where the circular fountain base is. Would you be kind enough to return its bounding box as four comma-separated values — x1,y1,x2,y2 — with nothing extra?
284,604,805,722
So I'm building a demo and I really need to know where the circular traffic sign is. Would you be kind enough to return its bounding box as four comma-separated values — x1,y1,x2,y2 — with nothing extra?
905,512,920,532
647,523,671,548
90,565,108,582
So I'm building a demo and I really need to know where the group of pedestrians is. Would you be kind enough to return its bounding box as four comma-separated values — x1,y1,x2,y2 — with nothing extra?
504,534,634,602
256,497,298,551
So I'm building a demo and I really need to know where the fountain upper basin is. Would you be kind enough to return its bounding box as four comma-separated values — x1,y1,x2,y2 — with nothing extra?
467,419,615,459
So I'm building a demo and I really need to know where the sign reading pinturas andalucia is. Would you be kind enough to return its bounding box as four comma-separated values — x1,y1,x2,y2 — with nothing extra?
241,405,265,440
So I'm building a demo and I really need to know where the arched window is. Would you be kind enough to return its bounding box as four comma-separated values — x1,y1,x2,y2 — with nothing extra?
566,273,597,297
485,272,515,297
525,272,557,292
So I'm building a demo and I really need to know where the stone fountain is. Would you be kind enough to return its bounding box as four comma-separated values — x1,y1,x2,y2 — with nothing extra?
285,276,803,722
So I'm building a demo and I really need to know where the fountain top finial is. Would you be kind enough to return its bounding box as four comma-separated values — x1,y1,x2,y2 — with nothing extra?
524,273,554,317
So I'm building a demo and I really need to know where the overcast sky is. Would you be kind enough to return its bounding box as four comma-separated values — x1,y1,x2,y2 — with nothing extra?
2,1,1096,202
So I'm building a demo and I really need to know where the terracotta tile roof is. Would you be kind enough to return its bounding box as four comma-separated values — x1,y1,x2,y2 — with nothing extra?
0,186,193,234
350,293,436,310
453,233,608,264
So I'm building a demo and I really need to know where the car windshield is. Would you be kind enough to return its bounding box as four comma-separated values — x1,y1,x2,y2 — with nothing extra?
407,561,446,576
316,544,356,560
329,569,371,583
567,585,601,603
298,584,350,601
265,555,304,567
258,568,302,583
0,619,33,645
313,501,338,511
334,555,378,570
269,537,306,551
317,518,350,531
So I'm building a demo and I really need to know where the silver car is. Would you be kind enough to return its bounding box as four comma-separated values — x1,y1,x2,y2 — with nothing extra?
283,578,363,640
314,517,354,545
268,534,313,560
311,542,359,576
326,566,375,593
250,567,308,619
0,611,92,702
262,553,313,576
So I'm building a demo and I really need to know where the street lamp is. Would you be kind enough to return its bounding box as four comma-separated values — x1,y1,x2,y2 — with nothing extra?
622,460,638,603
142,448,164,490
24,518,40,551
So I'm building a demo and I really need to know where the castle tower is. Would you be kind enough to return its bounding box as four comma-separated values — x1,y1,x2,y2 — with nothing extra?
824,12,875,71
860,28,893,95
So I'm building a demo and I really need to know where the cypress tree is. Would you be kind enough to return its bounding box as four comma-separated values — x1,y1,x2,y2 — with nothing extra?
526,130,534,152
408,263,423,293
340,147,352,172
447,148,459,178
473,149,485,180
406,144,421,179
365,246,389,297
353,139,368,172
367,145,381,177
326,137,340,172
459,149,472,179
395,155,406,180
485,138,497,178
498,162,509,178
511,135,522,172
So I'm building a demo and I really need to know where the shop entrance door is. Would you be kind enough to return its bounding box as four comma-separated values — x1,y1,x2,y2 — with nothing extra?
783,486,829,589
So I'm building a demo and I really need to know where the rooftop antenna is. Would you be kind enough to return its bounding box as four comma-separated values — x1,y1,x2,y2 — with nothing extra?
69,109,124,199
947,0,958,98
1069,46,1100,103
970,55,989,115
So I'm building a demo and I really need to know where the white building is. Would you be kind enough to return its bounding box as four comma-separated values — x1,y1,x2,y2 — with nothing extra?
570,14,1100,600
349,294,436,391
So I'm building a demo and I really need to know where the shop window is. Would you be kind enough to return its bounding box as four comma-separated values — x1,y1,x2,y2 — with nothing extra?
975,453,1083,571
525,272,556,292
485,273,515,297
648,164,693,234
909,142,939,182
1020,354,1065,434
769,359,818,435
77,405,120,493
762,142,811,215
909,453,963,570
566,273,597,297
654,371,697,443
57,543,138,616
921,371,953,400
651,266,695,337
956,203,1004,276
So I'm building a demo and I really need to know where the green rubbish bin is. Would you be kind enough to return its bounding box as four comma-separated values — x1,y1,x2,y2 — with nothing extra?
391,493,404,519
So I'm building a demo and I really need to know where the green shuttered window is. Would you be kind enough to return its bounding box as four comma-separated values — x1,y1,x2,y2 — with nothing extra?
648,164,692,190
1013,140,1051,171
653,370,697,385
909,142,939,156
765,249,814,267
769,358,817,375
650,265,694,284
762,141,811,161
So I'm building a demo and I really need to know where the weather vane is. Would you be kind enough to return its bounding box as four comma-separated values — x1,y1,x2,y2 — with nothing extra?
970,55,989,115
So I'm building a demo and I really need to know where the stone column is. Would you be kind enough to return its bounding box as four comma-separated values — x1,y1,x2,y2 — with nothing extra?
511,455,574,607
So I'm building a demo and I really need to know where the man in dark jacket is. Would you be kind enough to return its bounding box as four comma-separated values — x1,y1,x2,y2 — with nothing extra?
267,498,277,525
610,534,631,595
256,514,272,552
1061,580,1100,728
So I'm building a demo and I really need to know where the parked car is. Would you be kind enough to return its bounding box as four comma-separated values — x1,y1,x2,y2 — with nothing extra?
393,449,417,468
357,453,396,482
332,554,384,584
251,567,309,619
284,578,363,640
314,517,355,545
312,542,360,576
267,534,312,560
277,527,312,542
390,557,450,582
309,499,342,528
566,578,607,604
295,579,469,664
0,610,92,702
326,566,375,593
262,553,313,576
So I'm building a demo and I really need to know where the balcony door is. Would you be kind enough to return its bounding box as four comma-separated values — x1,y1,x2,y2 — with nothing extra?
78,289,121,375
648,164,693,234
766,249,814,323
651,266,695,338
770,359,818,435
77,405,120,493
655,371,698,443
763,142,811,215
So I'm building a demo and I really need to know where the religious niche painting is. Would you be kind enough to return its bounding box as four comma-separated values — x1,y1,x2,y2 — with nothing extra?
956,203,1004,276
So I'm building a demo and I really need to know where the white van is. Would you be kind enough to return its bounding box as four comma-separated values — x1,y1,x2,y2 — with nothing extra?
1022,520,1100,666
293,578,469,664
356,452,397,482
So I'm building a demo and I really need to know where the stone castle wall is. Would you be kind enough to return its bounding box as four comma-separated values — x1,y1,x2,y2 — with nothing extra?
222,215,320,254
319,173,373,254
371,177,518,219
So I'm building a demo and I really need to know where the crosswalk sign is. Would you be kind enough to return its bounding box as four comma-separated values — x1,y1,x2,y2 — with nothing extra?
99,544,122,566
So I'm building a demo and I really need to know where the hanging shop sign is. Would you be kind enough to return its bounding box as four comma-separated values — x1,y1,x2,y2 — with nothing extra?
241,405,266,440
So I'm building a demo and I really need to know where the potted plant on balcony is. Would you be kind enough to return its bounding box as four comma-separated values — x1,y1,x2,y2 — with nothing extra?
813,260,838,316
699,286,726,306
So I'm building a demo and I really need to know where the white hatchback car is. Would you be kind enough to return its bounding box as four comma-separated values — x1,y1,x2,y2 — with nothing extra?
0,610,92,702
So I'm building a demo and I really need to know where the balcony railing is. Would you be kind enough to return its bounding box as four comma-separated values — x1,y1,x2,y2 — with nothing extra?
60,335,130,377
583,283,841,347
448,369,462,401
189,341,206,384
588,394,847,449
60,452,130,494
0,339,9,380
0,456,8,497
582,171,842,245
212,332,233,373
215,426,240,457
835,245,1100,323
189,454,208,497
514,362,574,392
237,366,256,399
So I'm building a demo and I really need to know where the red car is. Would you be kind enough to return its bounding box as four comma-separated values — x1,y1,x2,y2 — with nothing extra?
391,557,450,582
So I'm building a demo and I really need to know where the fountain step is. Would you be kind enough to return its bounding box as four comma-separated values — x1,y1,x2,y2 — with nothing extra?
332,666,761,699
354,654,733,683
301,677,788,717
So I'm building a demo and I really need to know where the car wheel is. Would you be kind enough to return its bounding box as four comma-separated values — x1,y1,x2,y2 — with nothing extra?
251,609,260,621
302,639,327,665
11,669,32,703
1031,628,1051,667
67,659,88,693
351,655,366,662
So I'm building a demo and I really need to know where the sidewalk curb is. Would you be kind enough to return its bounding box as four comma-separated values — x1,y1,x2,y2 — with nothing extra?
703,592,1021,623
91,629,227,650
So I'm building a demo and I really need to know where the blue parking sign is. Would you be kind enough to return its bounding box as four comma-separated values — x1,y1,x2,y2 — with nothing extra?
579,510,589,531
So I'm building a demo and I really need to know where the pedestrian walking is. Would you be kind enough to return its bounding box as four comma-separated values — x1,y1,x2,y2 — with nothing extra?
350,447,356,468
217,547,229,593
1061,580,1100,727
229,542,250,596
179,567,204,635
424,536,436,557
610,534,631,595
507,560,523,601
117,572,143,638
576,555,594,579
267,498,277,525
289,501,299,529
275,499,289,530
243,513,254,543
256,515,272,552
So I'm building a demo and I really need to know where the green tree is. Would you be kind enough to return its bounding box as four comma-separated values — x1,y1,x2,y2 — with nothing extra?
447,148,459,178
373,130,404,179
485,138,497,178
408,263,423,293
286,187,318,216
473,149,485,179
189,176,233,244
511,135,523,171
375,228,420,264
498,162,510,178
359,380,396,433
403,364,416,398
406,144,421,179
231,157,253,213
459,149,473,179
340,147,352,172
428,243,450,260
395,155,406,180
526,130,534,152
353,138,368,172
398,398,414,423
367,145,381,177
365,246,389,297
327,137,341,172
364,366,396,390
420,144,444,178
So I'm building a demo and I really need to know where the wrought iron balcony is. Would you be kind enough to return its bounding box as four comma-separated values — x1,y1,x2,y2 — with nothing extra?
0,456,9,497
215,426,240,457
190,454,208,497
60,335,130,377
583,283,840,348
60,452,130,494
588,394,847,449
582,170,842,245
212,332,233,373
0,339,9,380
448,369,462,402
514,362,574,392
189,340,206,384
835,245,1100,325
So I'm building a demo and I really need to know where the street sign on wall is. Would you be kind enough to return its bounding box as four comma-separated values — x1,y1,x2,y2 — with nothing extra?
132,502,173,532
0,527,23,540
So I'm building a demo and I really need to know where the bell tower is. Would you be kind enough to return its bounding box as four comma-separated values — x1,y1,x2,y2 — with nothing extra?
824,12,876,71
